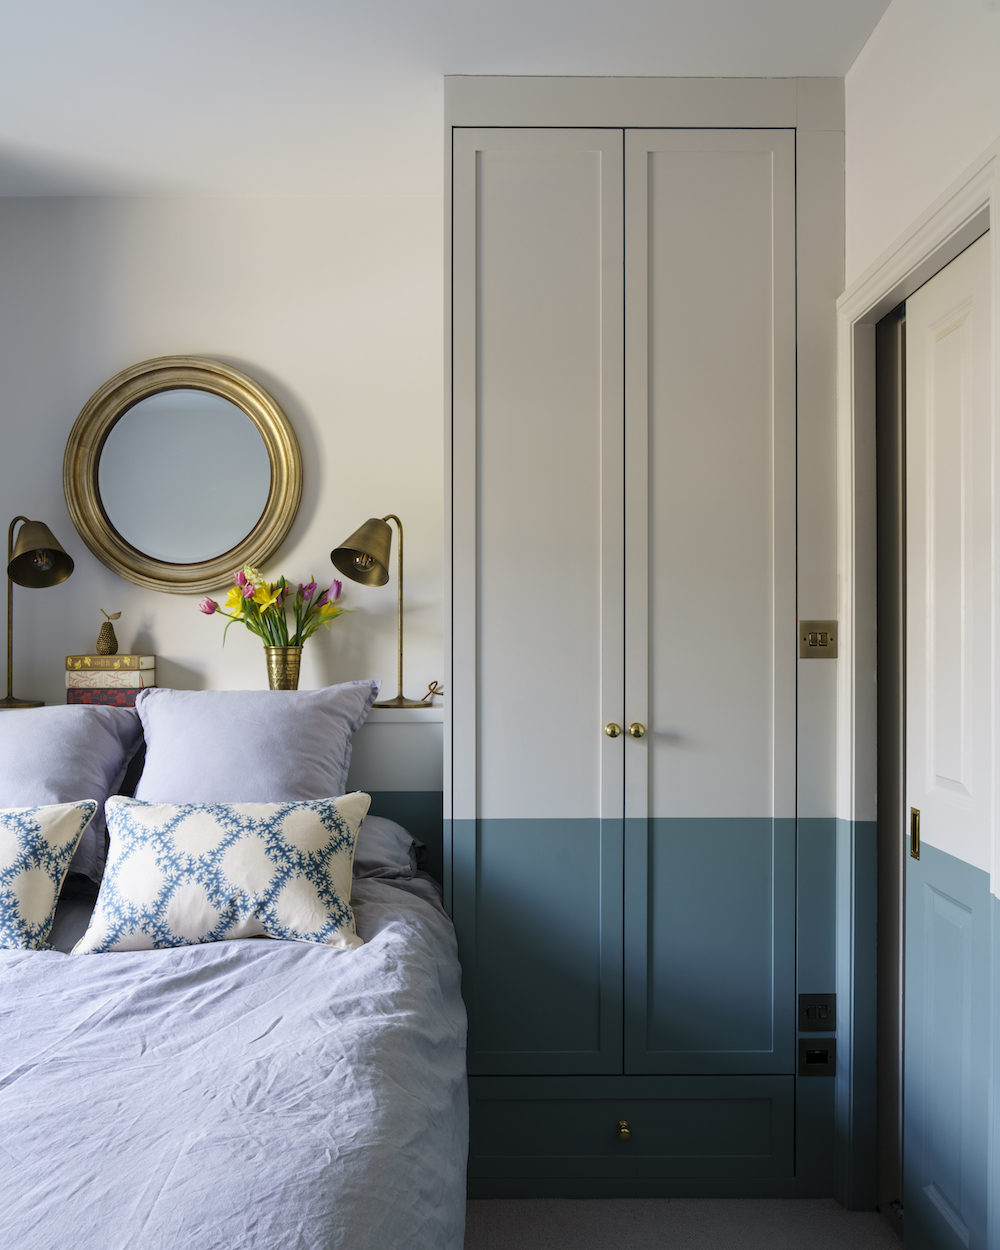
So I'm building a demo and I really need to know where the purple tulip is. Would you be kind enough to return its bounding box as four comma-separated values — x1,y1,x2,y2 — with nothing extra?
233,569,247,587
198,597,219,615
317,579,342,608
242,583,256,599
299,580,318,601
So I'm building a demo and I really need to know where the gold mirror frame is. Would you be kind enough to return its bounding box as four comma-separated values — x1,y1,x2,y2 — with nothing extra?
63,356,302,594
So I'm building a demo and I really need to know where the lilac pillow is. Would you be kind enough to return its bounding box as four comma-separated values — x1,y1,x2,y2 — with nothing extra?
133,682,381,804
0,705,143,883
354,814,422,879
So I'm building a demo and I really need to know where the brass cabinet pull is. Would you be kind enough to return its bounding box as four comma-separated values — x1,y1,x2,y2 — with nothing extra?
910,807,920,860
616,1120,632,1142
629,723,645,738
605,723,622,738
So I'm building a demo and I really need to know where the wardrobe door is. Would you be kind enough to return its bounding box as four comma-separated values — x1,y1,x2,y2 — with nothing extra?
623,130,797,1075
452,129,626,1075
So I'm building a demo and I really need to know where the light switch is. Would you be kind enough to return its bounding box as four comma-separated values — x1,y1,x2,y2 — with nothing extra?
799,620,838,659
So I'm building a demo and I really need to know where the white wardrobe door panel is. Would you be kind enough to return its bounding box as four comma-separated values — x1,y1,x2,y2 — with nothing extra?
452,129,625,821
906,233,993,875
625,130,796,820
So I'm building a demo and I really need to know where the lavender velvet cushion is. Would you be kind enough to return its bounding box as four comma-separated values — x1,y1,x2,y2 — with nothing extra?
132,682,381,804
0,705,143,884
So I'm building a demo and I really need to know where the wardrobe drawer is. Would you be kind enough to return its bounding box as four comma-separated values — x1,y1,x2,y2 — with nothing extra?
469,1076,794,1179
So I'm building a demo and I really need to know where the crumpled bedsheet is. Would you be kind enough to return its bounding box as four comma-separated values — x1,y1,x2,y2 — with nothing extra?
0,877,468,1250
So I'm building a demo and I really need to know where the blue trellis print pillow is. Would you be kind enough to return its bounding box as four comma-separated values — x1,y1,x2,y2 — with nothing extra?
73,792,371,954
0,801,99,950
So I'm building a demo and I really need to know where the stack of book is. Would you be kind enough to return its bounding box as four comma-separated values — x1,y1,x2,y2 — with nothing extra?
65,655,156,706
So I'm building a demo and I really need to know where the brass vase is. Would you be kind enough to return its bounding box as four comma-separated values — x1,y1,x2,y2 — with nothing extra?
265,645,302,690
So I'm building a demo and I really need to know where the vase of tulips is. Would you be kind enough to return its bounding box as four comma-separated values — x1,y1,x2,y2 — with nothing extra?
199,565,350,690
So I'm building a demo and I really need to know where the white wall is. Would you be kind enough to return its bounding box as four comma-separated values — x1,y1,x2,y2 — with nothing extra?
0,196,444,707
845,0,1000,285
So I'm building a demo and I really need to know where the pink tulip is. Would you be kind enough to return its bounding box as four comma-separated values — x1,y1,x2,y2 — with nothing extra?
198,597,219,615
330,579,342,601
233,569,247,587
242,583,256,599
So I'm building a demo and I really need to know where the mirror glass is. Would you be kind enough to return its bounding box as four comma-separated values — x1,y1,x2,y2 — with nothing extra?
98,389,271,563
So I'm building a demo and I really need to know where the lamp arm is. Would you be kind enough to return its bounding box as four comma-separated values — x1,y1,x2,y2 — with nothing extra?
6,516,29,702
381,514,403,702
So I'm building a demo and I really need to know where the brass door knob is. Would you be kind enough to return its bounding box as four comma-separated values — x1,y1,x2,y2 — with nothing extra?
629,723,645,738
616,1120,632,1142
605,723,622,738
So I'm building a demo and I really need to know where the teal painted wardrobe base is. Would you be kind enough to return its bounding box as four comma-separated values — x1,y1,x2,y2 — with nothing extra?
467,1074,839,1198
455,817,852,1200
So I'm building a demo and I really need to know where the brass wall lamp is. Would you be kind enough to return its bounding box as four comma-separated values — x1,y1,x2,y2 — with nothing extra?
3,517,74,710
331,514,425,709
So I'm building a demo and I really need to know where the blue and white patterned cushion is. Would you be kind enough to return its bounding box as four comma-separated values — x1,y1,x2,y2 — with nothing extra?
0,801,98,950
73,792,371,955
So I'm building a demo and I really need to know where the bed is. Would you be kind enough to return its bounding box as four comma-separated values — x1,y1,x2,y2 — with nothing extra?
0,684,468,1250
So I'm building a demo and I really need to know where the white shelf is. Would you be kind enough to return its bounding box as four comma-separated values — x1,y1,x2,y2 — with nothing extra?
365,705,443,724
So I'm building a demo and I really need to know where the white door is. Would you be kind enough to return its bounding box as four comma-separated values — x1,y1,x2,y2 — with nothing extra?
904,231,992,1250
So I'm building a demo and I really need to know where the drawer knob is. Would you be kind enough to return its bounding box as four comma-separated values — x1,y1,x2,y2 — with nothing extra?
629,722,645,738
616,1119,632,1142
605,723,622,738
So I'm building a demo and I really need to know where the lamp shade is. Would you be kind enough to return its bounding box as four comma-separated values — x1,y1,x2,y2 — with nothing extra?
8,521,74,588
331,517,392,587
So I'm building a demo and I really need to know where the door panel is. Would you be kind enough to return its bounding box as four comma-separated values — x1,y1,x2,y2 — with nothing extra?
625,818,795,1074
451,129,625,1073
624,130,796,823
623,130,796,1074
905,234,993,875
904,233,992,1250
904,847,989,1250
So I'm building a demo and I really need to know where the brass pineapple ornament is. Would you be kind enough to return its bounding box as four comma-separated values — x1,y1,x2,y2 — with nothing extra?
96,610,121,655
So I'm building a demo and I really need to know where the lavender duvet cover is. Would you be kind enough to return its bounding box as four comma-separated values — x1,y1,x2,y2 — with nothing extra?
0,877,467,1250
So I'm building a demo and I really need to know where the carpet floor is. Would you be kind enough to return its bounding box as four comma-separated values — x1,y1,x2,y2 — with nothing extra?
464,1198,901,1249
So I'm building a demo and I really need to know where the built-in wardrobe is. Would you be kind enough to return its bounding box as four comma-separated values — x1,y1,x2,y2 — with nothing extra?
445,77,861,1201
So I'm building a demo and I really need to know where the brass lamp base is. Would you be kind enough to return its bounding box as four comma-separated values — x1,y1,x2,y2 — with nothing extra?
372,694,429,709
0,695,43,710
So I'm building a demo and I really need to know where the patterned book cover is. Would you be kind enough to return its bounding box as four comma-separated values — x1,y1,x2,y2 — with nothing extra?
65,669,155,690
65,654,155,671
66,689,140,707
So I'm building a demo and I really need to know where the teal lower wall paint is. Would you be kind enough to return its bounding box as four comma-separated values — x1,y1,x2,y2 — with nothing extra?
835,818,877,1211
366,790,443,883
992,894,1000,1250
904,842,990,1250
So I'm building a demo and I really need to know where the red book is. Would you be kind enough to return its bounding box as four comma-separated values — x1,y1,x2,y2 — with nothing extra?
66,688,139,707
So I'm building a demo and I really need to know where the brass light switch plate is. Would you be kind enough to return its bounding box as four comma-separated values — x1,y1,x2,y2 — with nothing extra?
799,620,838,659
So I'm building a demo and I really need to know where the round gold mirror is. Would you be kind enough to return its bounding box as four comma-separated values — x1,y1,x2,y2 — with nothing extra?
63,357,302,594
